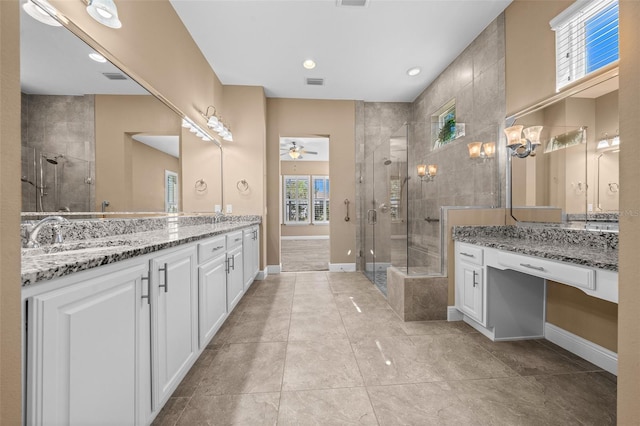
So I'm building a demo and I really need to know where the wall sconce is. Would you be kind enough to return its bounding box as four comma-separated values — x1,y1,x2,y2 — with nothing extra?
504,125,543,158
86,0,122,29
23,0,61,26
202,106,234,142
417,164,437,182
597,131,620,150
467,142,496,159
182,118,213,143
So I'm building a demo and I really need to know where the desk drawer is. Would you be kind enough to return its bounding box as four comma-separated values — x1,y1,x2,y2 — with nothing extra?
456,243,484,266
497,251,595,291
198,236,226,264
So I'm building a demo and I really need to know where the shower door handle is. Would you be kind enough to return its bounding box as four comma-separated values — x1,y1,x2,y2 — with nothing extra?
367,209,377,225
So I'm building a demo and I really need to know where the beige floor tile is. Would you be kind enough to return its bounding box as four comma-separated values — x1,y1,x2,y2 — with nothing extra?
295,271,329,282
468,335,592,376
283,339,364,391
151,397,190,426
176,392,280,426
291,292,338,313
224,311,291,343
334,292,392,314
340,308,407,340
367,377,582,426
294,280,332,295
537,339,606,371
237,294,293,317
250,280,295,298
288,310,348,341
401,319,476,336
279,387,378,425
352,334,516,386
172,349,218,398
198,342,286,396
532,371,617,425
329,280,380,294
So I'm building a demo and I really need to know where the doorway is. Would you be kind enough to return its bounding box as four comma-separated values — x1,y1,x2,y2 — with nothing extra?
280,136,330,272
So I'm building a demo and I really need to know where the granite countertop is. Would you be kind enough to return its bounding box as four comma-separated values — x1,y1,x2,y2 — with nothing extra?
21,218,260,287
453,225,618,272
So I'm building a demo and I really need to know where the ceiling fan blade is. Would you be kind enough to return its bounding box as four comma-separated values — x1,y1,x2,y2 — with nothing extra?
302,150,318,155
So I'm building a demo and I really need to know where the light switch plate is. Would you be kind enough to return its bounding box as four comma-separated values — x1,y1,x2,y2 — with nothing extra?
226,204,233,214
214,205,221,213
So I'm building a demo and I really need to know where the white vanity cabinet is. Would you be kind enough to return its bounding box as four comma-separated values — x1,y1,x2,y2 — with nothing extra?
149,245,198,410
226,231,244,312
243,226,259,291
197,235,228,348
24,258,151,426
455,243,485,325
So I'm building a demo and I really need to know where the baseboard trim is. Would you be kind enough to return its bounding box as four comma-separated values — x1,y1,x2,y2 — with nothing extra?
545,322,618,375
447,306,463,321
267,264,281,274
256,268,268,280
329,263,356,272
281,235,330,240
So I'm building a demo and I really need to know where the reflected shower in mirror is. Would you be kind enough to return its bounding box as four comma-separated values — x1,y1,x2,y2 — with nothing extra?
509,74,619,226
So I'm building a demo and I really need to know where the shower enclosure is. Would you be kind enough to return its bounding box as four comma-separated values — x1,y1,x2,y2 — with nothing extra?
360,122,443,295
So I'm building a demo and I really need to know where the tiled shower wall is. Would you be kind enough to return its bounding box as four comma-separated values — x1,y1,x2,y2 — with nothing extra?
21,94,96,212
356,13,506,274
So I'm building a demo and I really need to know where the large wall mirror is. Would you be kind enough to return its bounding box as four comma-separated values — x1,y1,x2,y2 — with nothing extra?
508,71,619,229
20,5,222,215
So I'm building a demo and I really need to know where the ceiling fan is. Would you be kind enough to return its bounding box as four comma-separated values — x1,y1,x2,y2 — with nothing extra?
280,141,318,160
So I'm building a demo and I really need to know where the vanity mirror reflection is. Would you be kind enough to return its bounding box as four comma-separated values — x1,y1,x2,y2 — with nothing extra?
508,71,619,229
20,4,222,215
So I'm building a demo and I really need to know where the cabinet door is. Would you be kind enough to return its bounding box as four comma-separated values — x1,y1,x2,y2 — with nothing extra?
243,228,258,290
252,227,260,279
460,262,484,324
26,262,148,426
151,246,198,409
199,254,228,347
227,245,244,312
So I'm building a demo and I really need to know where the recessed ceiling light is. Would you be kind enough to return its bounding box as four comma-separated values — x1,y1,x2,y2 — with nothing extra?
303,59,316,70
88,52,107,63
407,67,421,77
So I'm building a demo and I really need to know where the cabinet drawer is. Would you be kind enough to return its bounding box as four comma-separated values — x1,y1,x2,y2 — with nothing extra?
497,251,595,291
456,243,484,266
198,236,226,264
227,231,243,249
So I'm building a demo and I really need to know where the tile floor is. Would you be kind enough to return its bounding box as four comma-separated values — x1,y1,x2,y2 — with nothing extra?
152,272,617,425
281,239,330,272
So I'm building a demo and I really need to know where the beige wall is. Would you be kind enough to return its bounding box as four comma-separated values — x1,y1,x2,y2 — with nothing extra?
131,140,179,212
0,1,22,423
267,99,355,267
505,0,573,115
281,161,330,238
95,95,180,211
180,130,222,213
617,0,640,421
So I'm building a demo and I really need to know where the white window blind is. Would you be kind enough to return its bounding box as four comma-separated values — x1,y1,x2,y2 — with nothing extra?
165,170,178,213
283,175,310,224
312,176,330,223
551,0,619,91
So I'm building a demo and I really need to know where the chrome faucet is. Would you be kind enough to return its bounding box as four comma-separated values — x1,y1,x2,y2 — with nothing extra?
25,216,68,248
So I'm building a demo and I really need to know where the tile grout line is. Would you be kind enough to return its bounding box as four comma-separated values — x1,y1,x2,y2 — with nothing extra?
274,272,298,425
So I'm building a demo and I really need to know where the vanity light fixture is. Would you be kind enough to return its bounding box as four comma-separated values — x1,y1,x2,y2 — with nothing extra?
597,134,610,150
202,106,234,142
88,52,107,63
182,117,215,143
86,0,122,29
611,130,620,147
467,141,496,159
407,67,421,77
303,59,316,70
504,125,543,158
23,0,61,27
417,164,437,182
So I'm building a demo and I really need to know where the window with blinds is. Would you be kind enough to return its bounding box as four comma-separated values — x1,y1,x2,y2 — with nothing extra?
165,170,179,213
551,0,619,91
283,175,310,224
312,176,330,223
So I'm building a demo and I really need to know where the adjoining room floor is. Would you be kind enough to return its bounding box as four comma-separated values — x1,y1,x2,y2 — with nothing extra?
281,239,329,272
153,272,617,426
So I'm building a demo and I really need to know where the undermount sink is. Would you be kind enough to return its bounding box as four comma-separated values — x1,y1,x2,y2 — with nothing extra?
21,239,142,257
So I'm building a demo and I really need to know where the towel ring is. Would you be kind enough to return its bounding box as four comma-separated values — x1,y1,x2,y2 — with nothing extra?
195,179,208,192
237,179,249,192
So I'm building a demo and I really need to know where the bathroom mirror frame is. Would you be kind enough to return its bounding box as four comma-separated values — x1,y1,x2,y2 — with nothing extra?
505,67,619,227
22,0,224,217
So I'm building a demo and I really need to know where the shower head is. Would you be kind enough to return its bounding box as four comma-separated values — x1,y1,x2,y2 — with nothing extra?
43,154,63,165
383,158,392,166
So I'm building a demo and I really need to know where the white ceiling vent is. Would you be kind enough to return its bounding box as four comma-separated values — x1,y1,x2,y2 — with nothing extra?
102,72,128,80
337,0,369,6
306,77,325,86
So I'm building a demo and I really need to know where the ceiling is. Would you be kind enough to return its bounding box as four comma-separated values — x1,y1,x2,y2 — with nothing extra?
170,0,512,102
132,134,180,158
